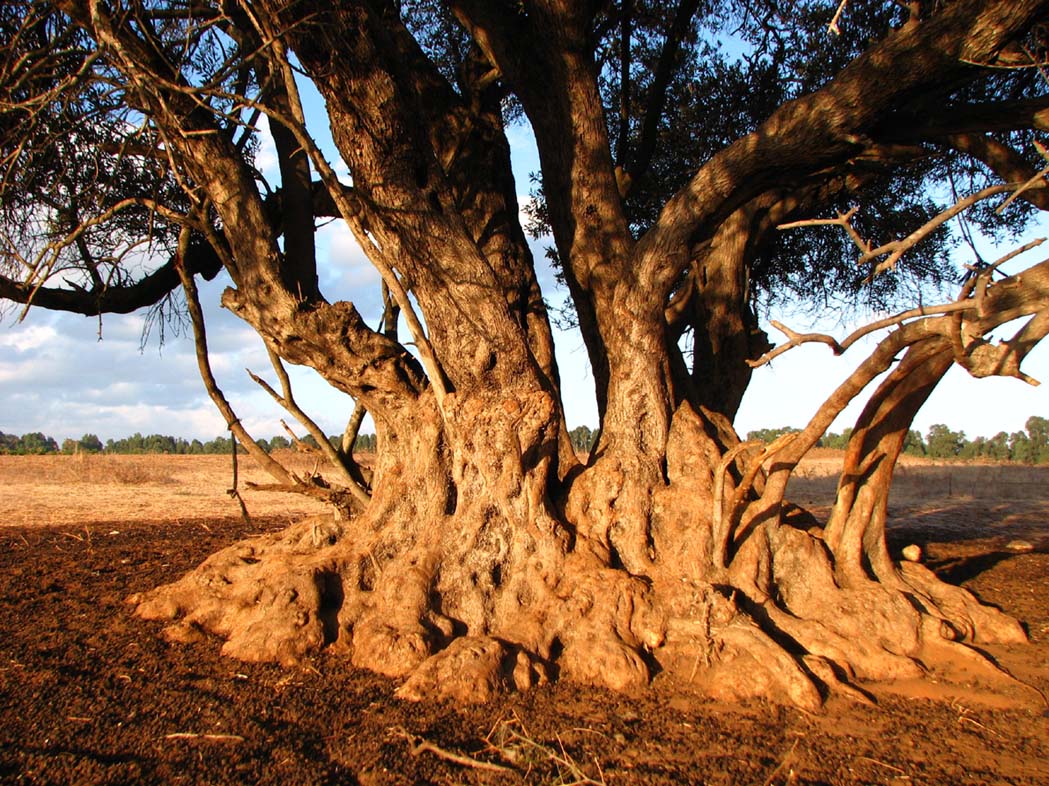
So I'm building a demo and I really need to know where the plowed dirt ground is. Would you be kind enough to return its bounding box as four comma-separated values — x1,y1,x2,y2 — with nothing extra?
0,454,1046,785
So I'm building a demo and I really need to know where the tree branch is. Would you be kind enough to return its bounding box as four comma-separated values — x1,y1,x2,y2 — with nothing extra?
751,238,1047,368
857,182,1045,276
620,0,702,198
0,234,222,317
635,0,1049,294
886,96,1049,138
174,229,297,489
248,349,371,506
940,132,1049,211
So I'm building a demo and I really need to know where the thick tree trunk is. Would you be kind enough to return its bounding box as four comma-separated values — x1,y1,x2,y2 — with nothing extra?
131,309,1032,711
686,209,773,421
103,0,1046,711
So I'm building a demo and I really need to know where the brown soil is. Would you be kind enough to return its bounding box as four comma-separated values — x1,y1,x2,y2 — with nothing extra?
1,455,1047,785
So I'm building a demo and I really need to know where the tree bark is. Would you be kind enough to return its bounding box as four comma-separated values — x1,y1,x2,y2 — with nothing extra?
26,0,1048,710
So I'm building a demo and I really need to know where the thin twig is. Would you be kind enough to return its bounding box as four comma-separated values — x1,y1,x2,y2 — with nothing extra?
779,207,869,255
163,732,245,743
248,348,370,505
175,226,297,488
393,727,513,773
958,714,1004,738
227,432,252,525
856,756,906,774
760,739,799,786
827,0,850,35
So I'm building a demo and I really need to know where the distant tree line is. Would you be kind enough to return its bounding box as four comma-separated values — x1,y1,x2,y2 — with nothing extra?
747,416,1049,464
0,431,380,456
3,419,1047,463
568,425,599,454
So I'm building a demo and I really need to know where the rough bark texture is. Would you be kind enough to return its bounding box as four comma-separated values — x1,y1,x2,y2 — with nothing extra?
133,259,1047,707
7,0,1049,709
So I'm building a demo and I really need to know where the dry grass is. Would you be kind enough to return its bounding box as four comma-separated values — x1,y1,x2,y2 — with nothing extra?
0,452,332,528
1,453,178,486
787,450,1049,505
1,450,1045,529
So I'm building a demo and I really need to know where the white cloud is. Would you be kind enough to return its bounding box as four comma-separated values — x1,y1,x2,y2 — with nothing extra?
0,291,361,442
0,323,56,351
254,114,279,181
316,221,384,323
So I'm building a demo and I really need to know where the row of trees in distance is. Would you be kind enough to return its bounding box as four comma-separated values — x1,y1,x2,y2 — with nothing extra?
3,420,1047,464
0,431,379,456
746,416,1049,464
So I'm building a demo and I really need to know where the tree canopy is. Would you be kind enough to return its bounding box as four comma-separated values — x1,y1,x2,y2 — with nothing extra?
3,0,1049,708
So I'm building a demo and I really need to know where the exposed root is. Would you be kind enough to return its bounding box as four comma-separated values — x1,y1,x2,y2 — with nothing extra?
661,586,823,710
712,621,823,711
898,561,1028,644
348,619,435,678
131,515,349,666
395,636,545,702
127,505,1033,711
802,655,875,706
550,565,665,692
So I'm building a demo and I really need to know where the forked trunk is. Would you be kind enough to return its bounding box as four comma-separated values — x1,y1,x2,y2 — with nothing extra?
132,301,1033,710
106,0,1047,712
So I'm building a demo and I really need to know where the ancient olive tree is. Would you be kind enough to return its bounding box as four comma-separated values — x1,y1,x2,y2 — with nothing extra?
3,0,1049,707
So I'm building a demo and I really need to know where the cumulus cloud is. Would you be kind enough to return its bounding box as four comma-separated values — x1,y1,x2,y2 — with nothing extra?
0,286,360,443
316,222,384,323
0,323,56,352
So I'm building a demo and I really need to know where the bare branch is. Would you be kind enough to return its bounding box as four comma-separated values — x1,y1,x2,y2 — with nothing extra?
828,0,850,36
777,206,870,255
174,227,297,489
0,236,222,316
279,419,315,455
751,237,1047,369
995,140,1049,215
857,183,1026,276
247,350,371,506
752,301,975,368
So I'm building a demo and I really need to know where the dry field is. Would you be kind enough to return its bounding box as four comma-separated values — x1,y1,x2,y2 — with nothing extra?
0,451,332,528
788,448,1049,504
0,451,1047,784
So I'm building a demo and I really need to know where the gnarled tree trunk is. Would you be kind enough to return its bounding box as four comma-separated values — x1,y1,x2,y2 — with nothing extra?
6,0,1049,710
132,253,1047,707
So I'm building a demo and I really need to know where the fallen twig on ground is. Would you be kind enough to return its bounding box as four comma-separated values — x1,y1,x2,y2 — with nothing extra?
163,732,245,743
393,727,513,773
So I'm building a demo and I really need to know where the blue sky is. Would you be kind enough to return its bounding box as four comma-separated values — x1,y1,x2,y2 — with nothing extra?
1,97,1045,444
